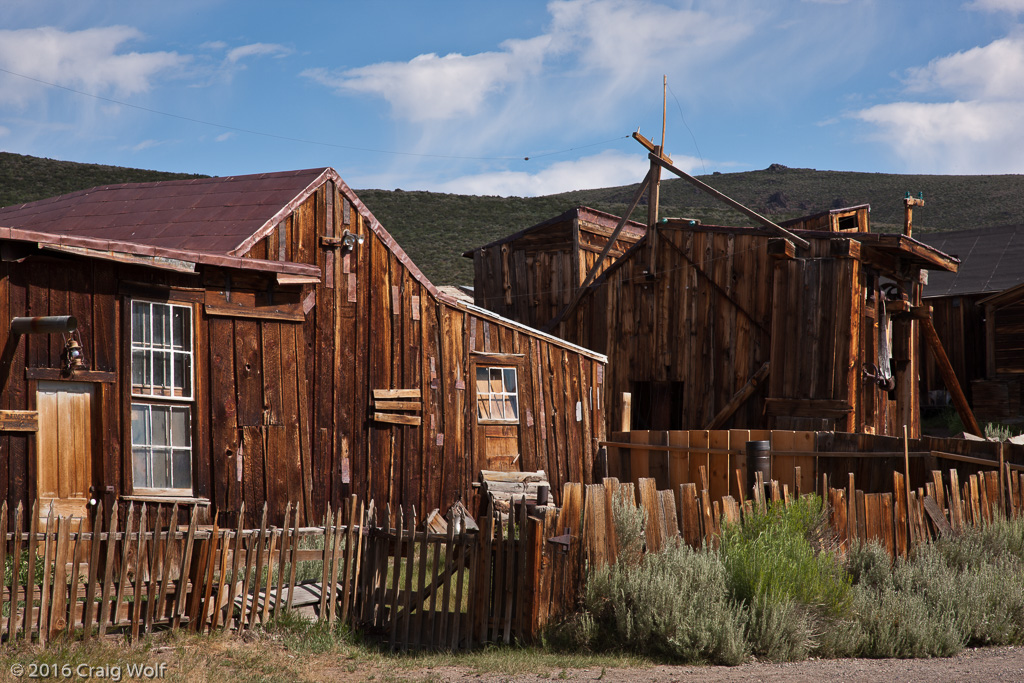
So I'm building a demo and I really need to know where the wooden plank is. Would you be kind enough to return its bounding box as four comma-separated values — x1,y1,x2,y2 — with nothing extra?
373,413,422,427
923,495,953,537
948,469,964,533
708,430,730,504
48,516,70,640
373,388,422,400
893,471,908,558
226,504,246,630
401,508,417,651
388,509,405,651
637,478,662,553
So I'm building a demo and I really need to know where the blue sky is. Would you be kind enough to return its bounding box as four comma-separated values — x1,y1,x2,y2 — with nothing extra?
2,0,1024,197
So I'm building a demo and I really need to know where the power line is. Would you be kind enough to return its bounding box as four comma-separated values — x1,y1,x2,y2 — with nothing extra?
667,83,706,175
0,66,628,163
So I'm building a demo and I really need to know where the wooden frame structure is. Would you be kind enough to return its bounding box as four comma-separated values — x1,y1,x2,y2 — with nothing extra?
0,169,607,530
467,175,961,438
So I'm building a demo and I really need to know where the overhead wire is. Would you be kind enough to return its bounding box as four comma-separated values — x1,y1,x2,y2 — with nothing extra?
666,83,706,176
0,66,628,163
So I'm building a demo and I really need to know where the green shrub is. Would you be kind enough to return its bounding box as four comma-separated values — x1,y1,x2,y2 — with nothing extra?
572,542,747,665
721,496,851,617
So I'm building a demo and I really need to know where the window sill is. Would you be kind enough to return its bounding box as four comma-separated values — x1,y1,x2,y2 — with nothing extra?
122,494,210,505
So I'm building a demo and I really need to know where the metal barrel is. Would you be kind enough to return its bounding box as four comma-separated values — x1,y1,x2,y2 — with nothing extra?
746,440,771,495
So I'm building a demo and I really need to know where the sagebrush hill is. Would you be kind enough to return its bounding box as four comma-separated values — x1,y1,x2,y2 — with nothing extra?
3,151,1023,285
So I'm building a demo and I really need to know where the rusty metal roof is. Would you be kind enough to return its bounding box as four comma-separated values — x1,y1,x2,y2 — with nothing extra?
0,169,328,255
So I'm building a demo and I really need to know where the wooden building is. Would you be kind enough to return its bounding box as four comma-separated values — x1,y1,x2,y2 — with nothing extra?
466,207,645,329
918,224,1024,415
0,169,606,528
467,203,959,438
972,281,1024,421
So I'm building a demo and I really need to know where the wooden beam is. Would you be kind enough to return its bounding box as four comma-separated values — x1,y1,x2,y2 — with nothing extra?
372,388,422,400
373,413,422,426
919,314,982,436
705,362,769,429
543,171,652,331
767,238,797,260
763,398,853,419
648,153,811,250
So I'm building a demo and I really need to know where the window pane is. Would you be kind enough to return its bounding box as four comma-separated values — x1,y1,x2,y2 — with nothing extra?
172,450,192,489
131,350,149,391
503,368,517,393
151,448,170,488
490,368,503,393
506,394,519,421
171,407,191,448
172,307,191,351
490,396,503,421
133,447,150,488
151,406,169,446
131,405,149,446
476,368,489,395
153,305,171,348
477,397,490,420
174,353,192,398
132,302,149,346
152,351,171,393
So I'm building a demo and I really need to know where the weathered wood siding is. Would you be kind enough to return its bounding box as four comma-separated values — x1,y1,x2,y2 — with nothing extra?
552,226,924,437
472,213,641,330
920,294,986,406
560,227,774,432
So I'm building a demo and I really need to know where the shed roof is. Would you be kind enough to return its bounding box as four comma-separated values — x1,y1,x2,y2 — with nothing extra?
918,224,1024,298
0,168,607,362
0,168,325,255
462,205,645,257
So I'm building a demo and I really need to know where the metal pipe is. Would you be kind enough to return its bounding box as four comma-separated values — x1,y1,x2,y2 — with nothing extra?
11,316,77,335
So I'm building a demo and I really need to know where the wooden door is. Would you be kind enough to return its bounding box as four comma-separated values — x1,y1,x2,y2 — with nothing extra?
36,382,95,529
474,365,522,472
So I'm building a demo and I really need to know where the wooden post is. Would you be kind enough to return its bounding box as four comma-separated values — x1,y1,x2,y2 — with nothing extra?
918,311,981,436
621,392,632,433
904,194,924,237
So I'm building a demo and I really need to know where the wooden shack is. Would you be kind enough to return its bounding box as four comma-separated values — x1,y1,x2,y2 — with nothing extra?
467,202,959,438
0,169,606,528
972,281,1024,421
918,224,1024,414
467,207,644,329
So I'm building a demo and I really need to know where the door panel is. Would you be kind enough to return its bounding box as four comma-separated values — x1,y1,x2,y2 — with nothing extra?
36,382,95,529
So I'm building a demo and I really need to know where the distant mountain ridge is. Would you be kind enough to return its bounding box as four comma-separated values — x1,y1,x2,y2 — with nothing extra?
3,151,1023,285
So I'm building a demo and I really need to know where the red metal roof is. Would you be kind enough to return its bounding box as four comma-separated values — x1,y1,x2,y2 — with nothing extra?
0,168,328,256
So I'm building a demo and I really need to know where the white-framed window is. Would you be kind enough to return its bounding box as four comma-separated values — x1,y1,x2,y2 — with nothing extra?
475,366,519,424
130,300,194,493
131,301,193,399
131,404,193,491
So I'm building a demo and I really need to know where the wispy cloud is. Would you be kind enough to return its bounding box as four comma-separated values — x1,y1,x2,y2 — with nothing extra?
302,39,547,122
423,150,657,196
854,34,1024,173
0,26,188,106
226,43,291,64
964,0,1024,13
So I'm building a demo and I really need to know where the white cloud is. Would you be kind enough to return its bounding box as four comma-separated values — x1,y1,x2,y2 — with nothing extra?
854,34,1024,173
131,139,166,152
302,44,543,122
226,43,291,64
424,150,657,197
965,0,1024,13
855,100,1024,173
545,0,754,93
215,132,234,142
303,0,753,123
0,125,9,137
0,26,188,106
904,37,1024,100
